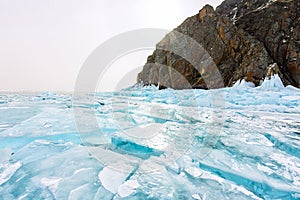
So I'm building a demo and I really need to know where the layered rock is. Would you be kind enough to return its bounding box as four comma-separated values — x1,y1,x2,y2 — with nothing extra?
137,0,300,89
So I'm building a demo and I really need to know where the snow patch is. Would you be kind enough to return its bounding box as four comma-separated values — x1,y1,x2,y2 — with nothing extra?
117,179,140,198
0,161,22,186
40,177,62,193
231,6,238,24
98,167,130,194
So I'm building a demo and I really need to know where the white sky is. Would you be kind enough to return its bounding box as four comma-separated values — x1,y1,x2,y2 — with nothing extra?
0,0,223,92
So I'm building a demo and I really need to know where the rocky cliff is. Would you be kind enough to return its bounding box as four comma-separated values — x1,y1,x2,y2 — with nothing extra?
137,0,300,89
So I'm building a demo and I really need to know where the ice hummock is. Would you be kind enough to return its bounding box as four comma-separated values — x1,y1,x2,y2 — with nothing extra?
1,75,300,199
233,79,255,89
259,74,285,91
233,74,285,91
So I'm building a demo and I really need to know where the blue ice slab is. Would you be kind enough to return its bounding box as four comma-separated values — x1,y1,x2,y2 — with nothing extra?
198,162,298,199
264,133,300,159
111,136,163,159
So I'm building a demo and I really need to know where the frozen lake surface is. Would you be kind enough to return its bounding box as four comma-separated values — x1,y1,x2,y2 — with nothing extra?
1,76,300,199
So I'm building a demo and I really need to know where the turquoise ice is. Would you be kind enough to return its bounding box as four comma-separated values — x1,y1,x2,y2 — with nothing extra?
0,76,300,199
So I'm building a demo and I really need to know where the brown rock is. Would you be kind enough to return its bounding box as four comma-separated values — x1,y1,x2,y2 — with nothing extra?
137,0,300,89
266,63,280,79
198,5,215,22
218,0,300,87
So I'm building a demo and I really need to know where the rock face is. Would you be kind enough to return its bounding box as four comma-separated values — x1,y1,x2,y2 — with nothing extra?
137,0,300,89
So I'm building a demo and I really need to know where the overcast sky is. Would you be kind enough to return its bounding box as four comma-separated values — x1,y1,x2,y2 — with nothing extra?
0,0,223,92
